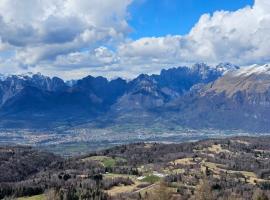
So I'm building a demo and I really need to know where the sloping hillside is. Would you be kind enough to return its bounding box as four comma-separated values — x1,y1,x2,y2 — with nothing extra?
1,137,270,199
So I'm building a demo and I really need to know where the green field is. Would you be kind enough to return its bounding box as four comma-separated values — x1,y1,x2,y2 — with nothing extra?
17,194,44,200
141,175,161,184
82,156,117,168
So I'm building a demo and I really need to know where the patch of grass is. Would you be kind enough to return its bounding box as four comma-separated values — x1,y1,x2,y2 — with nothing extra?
103,158,116,168
104,173,137,179
115,157,127,164
207,144,231,154
106,180,141,196
141,175,160,184
17,194,44,200
165,168,185,174
201,161,266,185
83,156,117,168
170,158,196,165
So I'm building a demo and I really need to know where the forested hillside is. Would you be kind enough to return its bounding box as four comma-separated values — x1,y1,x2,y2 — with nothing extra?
1,137,270,199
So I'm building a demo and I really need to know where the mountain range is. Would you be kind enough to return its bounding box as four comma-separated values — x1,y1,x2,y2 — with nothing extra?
0,63,269,132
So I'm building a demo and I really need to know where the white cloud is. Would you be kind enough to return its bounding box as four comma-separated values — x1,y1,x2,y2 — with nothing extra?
115,0,270,77
0,0,131,67
0,38,9,51
186,0,270,64
1,0,270,79
53,47,119,69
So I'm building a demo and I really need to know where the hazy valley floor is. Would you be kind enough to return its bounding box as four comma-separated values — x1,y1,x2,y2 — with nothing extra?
1,126,269,156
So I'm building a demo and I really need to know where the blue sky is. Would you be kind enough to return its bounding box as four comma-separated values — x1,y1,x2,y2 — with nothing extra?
129,0,254,39
2,0,270,79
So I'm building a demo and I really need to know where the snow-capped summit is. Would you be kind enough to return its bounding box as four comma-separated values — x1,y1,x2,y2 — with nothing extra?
215,62,239,74
204,63,270,99
191,62,239,78
234,64,270,77
16,72,35,80
0,72,46,81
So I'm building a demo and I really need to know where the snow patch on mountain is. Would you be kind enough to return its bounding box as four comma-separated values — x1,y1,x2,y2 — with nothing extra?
215,63,239,74
234,64,270,76
0,72,47,81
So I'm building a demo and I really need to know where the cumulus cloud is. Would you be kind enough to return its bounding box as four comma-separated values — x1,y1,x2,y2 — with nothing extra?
119,0,270,72
53,47,119,69
0,38,9,51
1,0,270,79
0,0,131,67
187,0,270,65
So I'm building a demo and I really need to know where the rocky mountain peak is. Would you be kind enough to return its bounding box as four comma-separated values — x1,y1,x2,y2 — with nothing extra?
215,62,239,74
234,64,270,77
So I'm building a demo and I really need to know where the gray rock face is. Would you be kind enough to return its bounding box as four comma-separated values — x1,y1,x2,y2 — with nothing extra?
0,73,67,106
111,63,227,113
152,63,225,95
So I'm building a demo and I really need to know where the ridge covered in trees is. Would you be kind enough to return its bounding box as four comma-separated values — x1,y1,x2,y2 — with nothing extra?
1,136,270,199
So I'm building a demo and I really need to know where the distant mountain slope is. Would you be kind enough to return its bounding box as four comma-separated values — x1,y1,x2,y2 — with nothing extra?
152,63,233,94
165,64,270,132
112,63,232,113
0,74,129,128
0,73,67,106
204,64,270,101
2,63,270,132
74,76,128,107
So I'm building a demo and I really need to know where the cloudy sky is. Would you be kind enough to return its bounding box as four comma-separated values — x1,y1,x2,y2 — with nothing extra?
0,0,269,80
